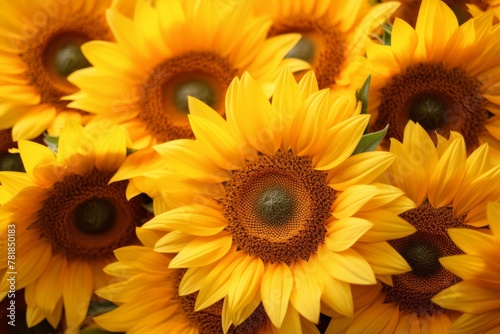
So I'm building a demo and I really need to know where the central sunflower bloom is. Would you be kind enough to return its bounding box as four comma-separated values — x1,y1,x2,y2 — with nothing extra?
133,69,416,329
93,229,318,333
0,0,113,141
366,0,500,163
326,121,500,333
66,0,308,149
252,0,400,89
0,122,150,332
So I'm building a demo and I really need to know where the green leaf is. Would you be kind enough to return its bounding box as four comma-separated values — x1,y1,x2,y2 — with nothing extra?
382,22,392,46
352,125,389,155
43,133,59,154
355,75,371,116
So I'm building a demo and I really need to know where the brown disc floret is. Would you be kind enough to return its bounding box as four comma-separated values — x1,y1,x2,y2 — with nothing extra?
37,168,149,260
373,63,487,152
268,15,346,89
137,52,238,143
382,200,475,316
222,150,335,265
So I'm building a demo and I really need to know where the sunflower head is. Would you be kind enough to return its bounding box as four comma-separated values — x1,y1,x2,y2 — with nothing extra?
66,0,309,149
0,121,150,331
0,1,114,141
133,68,416,329
338,121,500,331
253,0,399,89
366,0,500,161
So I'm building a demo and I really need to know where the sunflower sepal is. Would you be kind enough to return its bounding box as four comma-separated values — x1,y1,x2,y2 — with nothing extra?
352,124,388,155
355,75,371,116
381,22,392,46
43,133,60,154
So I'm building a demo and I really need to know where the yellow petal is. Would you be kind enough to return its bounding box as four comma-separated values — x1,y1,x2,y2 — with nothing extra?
353,242,411,276
328,151,395,191
325,217,373,252
261,262,294,328
226,256,264,320
391,18,418,68
321,247,376,285
331,185,378,219
179,264,217,296
487,202,500,237
447,228,497,256
195,251,246,311
145,204,226,236
313,115,370,170
63,261,93,331
154,139,231,183
414,0,458,61
357,209,416,242
18,140,55,181
320,272,353,317
432,280,500,313
289,260,322,324
428,136,466,207
94,123,127,171
169,233,233,268
154,230,197,253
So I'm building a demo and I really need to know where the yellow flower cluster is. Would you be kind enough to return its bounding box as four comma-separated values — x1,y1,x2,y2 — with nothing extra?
0,0,499,333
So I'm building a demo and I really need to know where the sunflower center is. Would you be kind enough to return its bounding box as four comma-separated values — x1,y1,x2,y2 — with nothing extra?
51,36,92,79
174,270,268,333
285,36,316,63
399,235,442,278
0,153,25,173
74,197,116,234
137,52,238,143
37,168,149,260
255,186,296,226
173,79,216,114
21,15,112,109
382,200,473,316
268,16,346,88
409,95,447,130
373,63,487,152
223,150,334,265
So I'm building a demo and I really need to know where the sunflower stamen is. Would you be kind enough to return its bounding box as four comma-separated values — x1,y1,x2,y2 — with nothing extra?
173,79,216,114
255,186,296,226
53,39,92,79
410,95,447,131
383,201,473,316
74,197,116,234
285,36,316,63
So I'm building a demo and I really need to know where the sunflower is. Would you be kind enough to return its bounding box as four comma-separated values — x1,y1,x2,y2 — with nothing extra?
130,68,416,330
0,121,150,332
65,0,308,150
386,0,498,26
252,0,400,89
0,0,114,141
327,121,500,333
432,202,500,333
94,228,320,334
366,0,500,163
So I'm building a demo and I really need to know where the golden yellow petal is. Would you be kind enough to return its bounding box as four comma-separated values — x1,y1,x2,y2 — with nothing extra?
261,262,293,328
